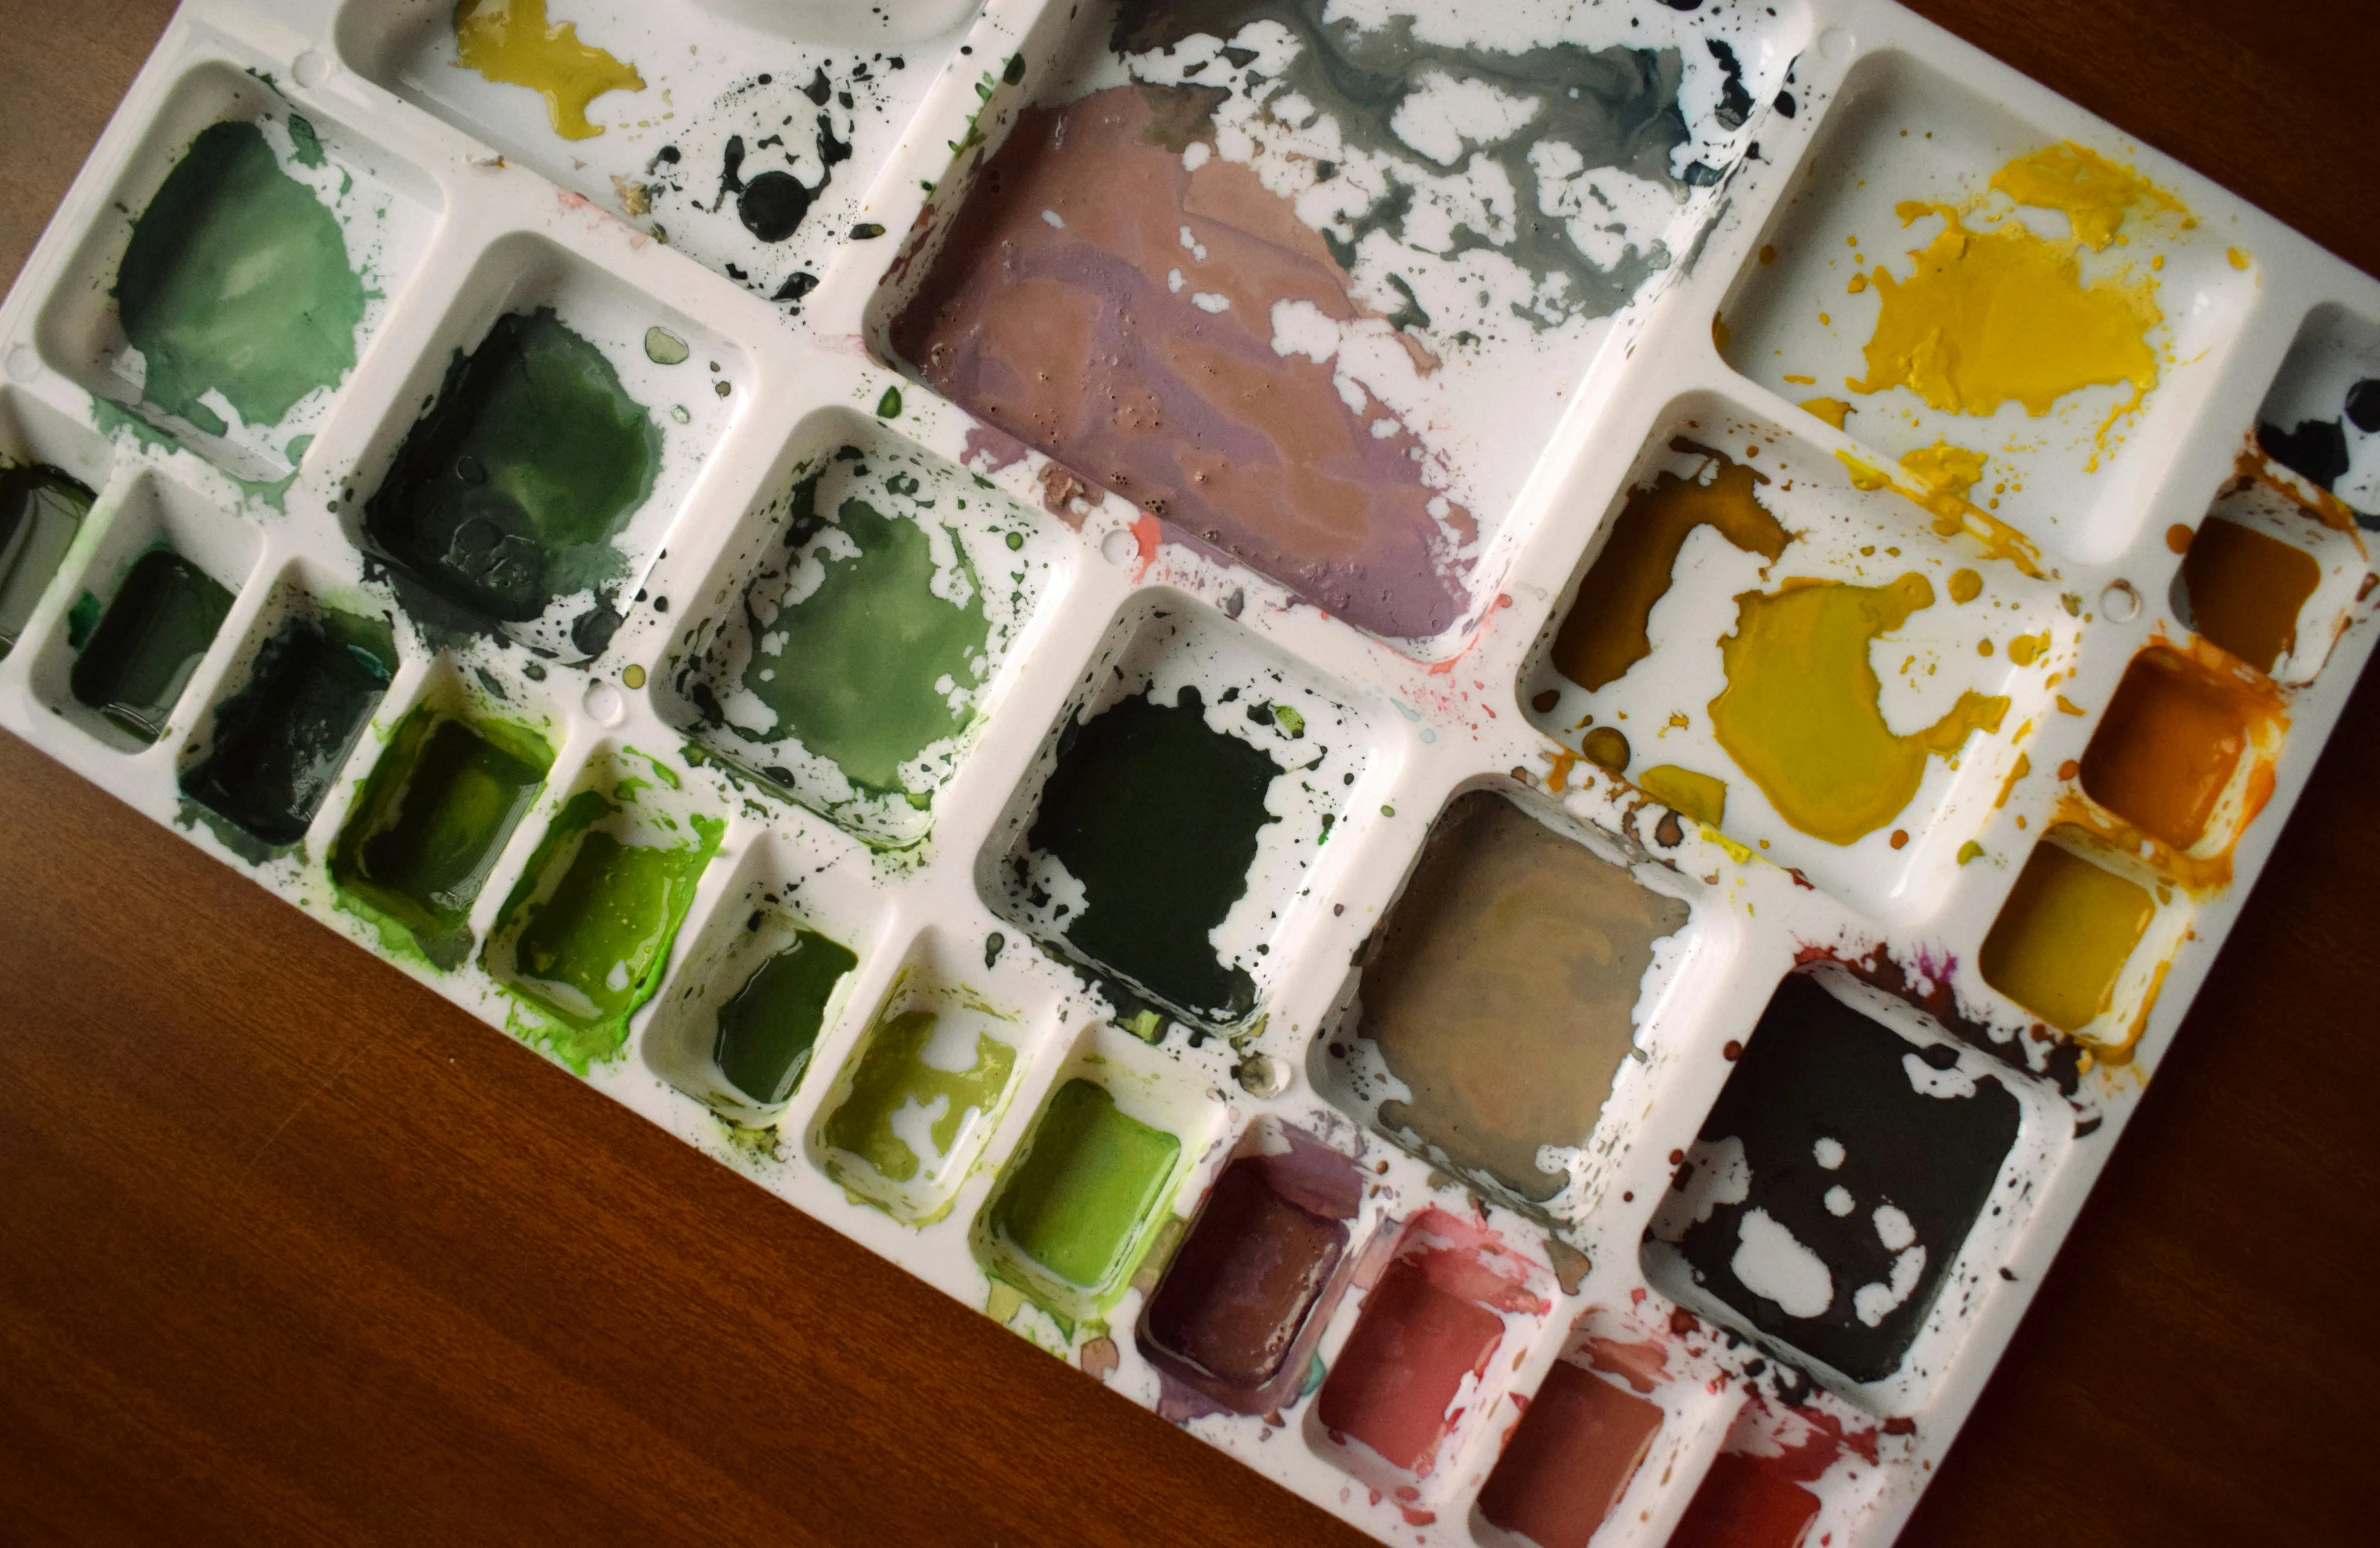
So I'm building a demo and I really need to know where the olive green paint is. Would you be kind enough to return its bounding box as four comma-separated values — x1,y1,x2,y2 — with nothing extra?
822,1009,1018,1200
114,120,366,439
713,928,858,1105
487,788,724,1071
985,1078,1178,1292
69,548,234,744
362,307,659,627
330,706,552,969
181,608,396,853
0,461,95,655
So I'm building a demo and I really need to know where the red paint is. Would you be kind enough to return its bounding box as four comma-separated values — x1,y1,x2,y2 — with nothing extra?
1130,512,1161,581
1477,1362,1663,1548
1585,1335,1668,1394
1668,1453,1823,1548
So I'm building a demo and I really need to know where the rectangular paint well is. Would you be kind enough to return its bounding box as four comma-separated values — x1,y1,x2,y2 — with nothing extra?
2178,515,2322,676
69,547,235,744
711,927,858,1108
180,608,396,852
817,997,1019,1224
1979,836,2156,1034
0,461,95,655
329,704,552,970
1137,1121,1362,1416
1349,789,1688,1206
484,785,724,1070
1647,974,2021,1385
979,1077,1180,1309
1475,1360,1663,1548
1315,1209,1547,1484
2078,646,2255,851
1666,1453,1822,1548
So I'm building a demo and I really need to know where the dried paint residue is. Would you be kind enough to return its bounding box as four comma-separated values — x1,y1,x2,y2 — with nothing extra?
892,84,1471,641
1553,441,1790,692
2078,646,2257,851
1986,142,2186,253
1711,574,2009,846
453,0,644,141
1979,836,2154,1034
2179,517,2321,675
1839,446,2045,580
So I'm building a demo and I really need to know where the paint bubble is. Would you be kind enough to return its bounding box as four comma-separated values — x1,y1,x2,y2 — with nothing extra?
4,346,36,383
1101,528,1137,566
1234,1052,1290,1098
292,50,330,89
583,680,625,726
2099,580,2141,622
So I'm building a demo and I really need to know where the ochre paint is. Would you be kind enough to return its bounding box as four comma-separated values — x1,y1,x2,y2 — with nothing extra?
453,0,644,141
1637,764,1727,828
1800,396,1853,430
2178,517,2321,674
1840,443,2047,579
1978,836,2155,1034
1477,1360,1663,1548
1552,442,1790,693
1710,573,2009,846
2079,646,2253,850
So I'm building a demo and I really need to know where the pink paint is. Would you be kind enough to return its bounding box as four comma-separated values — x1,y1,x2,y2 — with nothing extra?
1585,1335,1669,1395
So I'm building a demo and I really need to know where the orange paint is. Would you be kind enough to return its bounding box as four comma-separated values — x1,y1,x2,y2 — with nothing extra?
2078,647,2254,850
2178,516,2322,675
2165,523,2195,554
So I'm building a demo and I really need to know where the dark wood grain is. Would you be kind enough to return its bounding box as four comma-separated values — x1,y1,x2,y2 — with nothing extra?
4,3,2376,1545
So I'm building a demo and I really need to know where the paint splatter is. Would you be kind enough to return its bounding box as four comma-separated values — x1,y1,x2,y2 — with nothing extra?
1710,574,2010,846
115,120,366,440
1985,141,2185,252
1552,441,1790,692
1638,764,1726,828
453,0,644,141
1978,836,2154,1033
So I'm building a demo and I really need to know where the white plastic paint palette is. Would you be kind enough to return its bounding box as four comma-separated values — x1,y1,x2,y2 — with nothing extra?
2,4,2375,1547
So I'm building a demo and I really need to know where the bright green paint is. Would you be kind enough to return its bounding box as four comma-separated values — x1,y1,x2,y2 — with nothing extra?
114,120,365,438
823,1009,1017,1198
987,1079,1178,1291
330,707,552,970
69,548,234,744
712,928,858,1105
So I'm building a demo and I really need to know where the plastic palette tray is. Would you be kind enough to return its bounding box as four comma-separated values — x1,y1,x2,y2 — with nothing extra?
2,3,2374,1546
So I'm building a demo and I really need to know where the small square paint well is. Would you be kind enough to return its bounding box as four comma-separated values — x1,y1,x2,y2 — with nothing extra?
1666,1453,1822,1548
712,927,858,1108
483,768,726,1072
1643,974,2021,1386
2177,516,2322,677
180,605,397,854
1978,835,2158,1036
815,987,1021,1226
69,547,236,746
329,703,553,970
2078,647,2261,852
0,460,97,657
1313,1209,1549,1490
1475,1360,1663,1548
1330,789,1689,1211
976,1077,1182,1318
1137,1121,1363,1416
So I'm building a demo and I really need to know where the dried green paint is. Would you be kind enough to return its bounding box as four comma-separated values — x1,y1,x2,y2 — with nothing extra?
0,461,95,655
822,1009,1017,1199
712,928,858,1105
69,548,234,744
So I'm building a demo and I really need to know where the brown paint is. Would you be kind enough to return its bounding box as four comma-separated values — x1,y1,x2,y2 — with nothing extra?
2179,516,2321,674
2080,647,2254,850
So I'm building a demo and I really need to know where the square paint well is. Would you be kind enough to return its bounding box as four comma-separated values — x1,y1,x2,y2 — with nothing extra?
1644,974,2021,1386
2078,646,2263,852
1666,1453,1822,1548
0,460,97,657
329,703,553,970
1136,1120,1363,1417
1475,1360,1663,1548
2177,516,2322,677
1327,789,1689,1212
1978,835,2157,1035
976,1078,1181,1315
815,987,1021,1226
712,927,858,1108
70,547,235,746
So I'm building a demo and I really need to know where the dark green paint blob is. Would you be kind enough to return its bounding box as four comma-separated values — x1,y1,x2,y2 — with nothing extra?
69,548,234,744
987,1078,1179,1291
823,1009,1017,1192
1024,686,1281,1024
487,789,724,1071
363,307,659,628
876,384,903,418
66,591,102,649
330,707,552,970
742,495,987,793
115,120,366,438
181,609,396,852
0,462,96,655
713,928,858,1105
286,113,326,169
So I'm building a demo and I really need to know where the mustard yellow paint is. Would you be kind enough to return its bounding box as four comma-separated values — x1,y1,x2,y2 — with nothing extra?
1987,142,2185,252
1582,725,1631,772
1948,568,1983,604
1710,573,2010,845
2228,247,2252,271
1979,837,2155,1033
1638,764,1726,828
1957,839,1986,865
1836,446,2047,579
454,0,644,141
1801,396,1854,430
2006,631,2051,666
1849,203,2163,419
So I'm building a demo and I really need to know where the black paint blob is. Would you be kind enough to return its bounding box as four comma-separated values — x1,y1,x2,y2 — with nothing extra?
2259,417,2350,491
737,170,812,242
2345,378,2380,434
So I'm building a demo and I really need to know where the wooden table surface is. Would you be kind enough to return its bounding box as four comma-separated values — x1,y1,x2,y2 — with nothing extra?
4,2,2376,1544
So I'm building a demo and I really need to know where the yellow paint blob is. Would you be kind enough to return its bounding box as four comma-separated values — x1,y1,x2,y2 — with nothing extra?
1987,142,2185,252
454,0,644,141
1838,446,2047,579
1849,204,2163,419
1801,396,1854,430
1552,442,1790,692
1948,568,1983,604
1710,573,2011,846
2007,630,2051,666
2228,247,2252,271
1582,726,1632,772
1979,837,2155,1033
1637,765,1727,828
1957,839,1986,865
